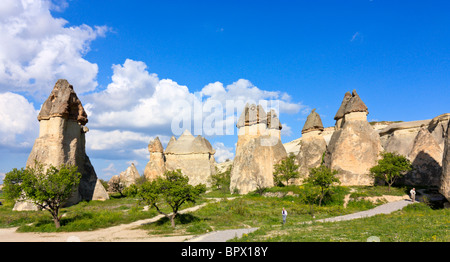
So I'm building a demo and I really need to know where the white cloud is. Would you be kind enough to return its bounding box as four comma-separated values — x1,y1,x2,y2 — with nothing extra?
86,129,152,151
213,142,235,163
82,59,308,161
0,92,39,150
280,122,293,137
0,0,108,97
101,162,118,177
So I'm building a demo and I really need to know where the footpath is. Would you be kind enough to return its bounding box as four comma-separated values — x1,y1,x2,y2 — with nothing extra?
0,198,415,242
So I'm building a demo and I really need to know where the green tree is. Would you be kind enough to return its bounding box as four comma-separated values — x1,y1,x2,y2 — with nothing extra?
305,165,340,206
209,165,232,194
138,169,206,228
3,163,81,228
273,153,300,186
299,184,321,219
369,151,412,192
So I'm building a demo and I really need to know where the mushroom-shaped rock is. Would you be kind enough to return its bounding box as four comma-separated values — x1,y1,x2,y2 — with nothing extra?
344,90,368,115
38,79,88,125
302,109,324,134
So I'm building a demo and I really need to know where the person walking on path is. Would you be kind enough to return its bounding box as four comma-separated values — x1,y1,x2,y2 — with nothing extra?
282,208,288,225
410,188,416,202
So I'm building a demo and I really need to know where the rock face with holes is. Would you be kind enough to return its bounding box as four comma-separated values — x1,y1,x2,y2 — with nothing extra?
324,90,382,186
230,103,287,194
296,109,327,183
19,79,103,210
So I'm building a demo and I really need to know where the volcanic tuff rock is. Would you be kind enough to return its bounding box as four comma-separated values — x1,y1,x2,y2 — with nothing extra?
302,109,324,134
379,113,449,157
20,79,102,209
325,90,382,186
165,130,216,186
334,91,352,130
398,127,443,186
440,120,450,201
144,131,216,186
119,163,141,187
297,109,327,182
92,179,109,201
144,137,166,181
230,104,287,194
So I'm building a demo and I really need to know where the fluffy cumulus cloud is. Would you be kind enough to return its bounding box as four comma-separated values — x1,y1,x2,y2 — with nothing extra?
0,92,39,151
213,142,235,163
0,1,308,176
82,58,307,164
85,59,306,134
0,0,107,97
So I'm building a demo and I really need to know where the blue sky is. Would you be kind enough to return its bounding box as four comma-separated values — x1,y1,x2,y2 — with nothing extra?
0,0,449,181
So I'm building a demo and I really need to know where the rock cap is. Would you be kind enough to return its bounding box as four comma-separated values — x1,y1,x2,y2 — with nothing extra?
148,137,164,153
38,79,88,125
302,108,324,134
237,103,267,128
267,109,282,130
334,91,352,120
344,89,368,115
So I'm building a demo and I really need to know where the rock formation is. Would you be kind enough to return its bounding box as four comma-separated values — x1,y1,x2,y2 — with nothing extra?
399,127,443,186
378,113,449,187
325,90,382,186
144,137,166,181
143,132,216,186
440,120,450,201
119,163,141,187
230,104,287,194
164,130,216,186
379,113,449,157
21,79,103,209
92,179,109,201
296,109,327,183
107,175,120,193
334,91,352,130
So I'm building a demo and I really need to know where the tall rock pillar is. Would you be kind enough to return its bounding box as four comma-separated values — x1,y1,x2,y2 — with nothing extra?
325,90,382,186
144,137,166,181
296,109,327,183
230,104,287,194
25,79,99,206
440,120,450,201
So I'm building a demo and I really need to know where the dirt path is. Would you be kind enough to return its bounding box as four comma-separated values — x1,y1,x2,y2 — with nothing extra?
0,196,415,242
0,201,214,242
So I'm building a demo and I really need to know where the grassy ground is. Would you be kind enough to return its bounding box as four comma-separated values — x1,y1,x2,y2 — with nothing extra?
1,185,447,242
137,185,410,236
0,193,204,232
233,203,450,242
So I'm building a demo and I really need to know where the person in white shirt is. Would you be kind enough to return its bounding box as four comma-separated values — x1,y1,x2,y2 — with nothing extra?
282,207,287,224
410,188,416,202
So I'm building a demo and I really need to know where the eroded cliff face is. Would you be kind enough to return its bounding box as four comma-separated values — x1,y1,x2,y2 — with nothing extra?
378,113,449,187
